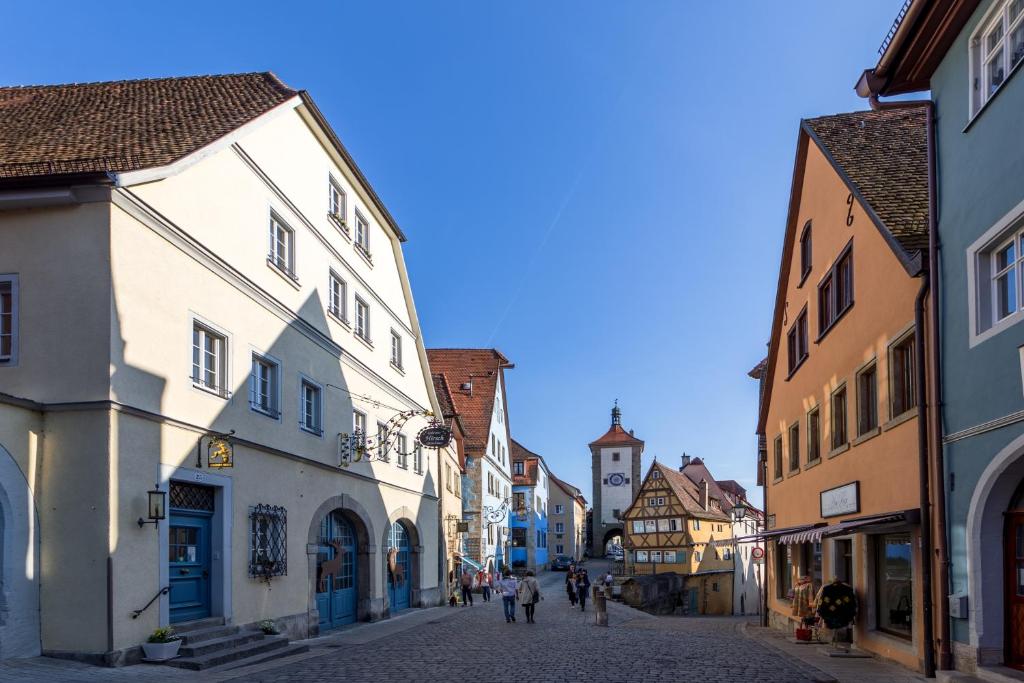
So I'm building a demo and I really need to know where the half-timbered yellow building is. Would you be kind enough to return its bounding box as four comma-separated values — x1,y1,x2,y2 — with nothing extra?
623,461,735,614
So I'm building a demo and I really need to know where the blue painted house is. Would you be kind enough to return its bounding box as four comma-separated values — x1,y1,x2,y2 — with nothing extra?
509,440,550,572
858,0,1024,673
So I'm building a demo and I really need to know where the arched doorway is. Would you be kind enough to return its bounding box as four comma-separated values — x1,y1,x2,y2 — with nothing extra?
387,521,411,612
316,511,358,629
0,440,40,658
1006,481,1024,668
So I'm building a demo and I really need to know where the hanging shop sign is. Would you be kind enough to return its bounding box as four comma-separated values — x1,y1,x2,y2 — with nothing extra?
820,481,860,518
195,430,236,469
417,425,452,449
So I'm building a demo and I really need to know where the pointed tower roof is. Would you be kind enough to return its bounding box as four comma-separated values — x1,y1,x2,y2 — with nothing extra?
589,402,644,447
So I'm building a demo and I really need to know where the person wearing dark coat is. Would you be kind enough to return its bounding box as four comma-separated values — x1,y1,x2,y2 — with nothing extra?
576,568,592,611
566,570,578,606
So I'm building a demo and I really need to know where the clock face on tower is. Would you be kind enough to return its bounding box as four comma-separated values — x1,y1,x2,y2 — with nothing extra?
608,473,625,487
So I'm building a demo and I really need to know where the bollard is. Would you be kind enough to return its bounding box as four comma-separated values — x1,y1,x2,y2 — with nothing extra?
594,586,608,626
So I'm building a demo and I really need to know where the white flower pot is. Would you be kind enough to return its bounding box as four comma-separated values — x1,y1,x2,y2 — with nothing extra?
141,639,181,661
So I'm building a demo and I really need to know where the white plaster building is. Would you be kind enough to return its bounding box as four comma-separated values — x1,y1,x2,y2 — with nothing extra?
0,73,444,665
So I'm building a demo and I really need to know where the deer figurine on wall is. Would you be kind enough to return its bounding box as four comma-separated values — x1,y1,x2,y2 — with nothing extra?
387,546,406,586
317,539,347,593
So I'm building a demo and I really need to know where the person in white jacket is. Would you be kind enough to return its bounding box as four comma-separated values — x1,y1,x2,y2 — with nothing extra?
517,571,542,624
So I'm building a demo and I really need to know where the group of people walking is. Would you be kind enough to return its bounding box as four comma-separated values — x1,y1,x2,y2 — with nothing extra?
565,565,592,611
449,561,612,624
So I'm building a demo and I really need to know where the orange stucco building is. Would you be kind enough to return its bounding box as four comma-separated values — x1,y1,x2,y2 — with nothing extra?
756,106,933,671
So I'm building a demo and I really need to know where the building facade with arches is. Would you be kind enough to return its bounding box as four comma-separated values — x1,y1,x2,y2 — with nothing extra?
0,73,443,665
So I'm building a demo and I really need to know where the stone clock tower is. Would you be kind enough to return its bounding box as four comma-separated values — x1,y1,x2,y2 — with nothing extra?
589,403,643,554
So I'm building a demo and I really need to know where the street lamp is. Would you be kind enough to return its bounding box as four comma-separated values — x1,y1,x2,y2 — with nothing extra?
138,485,167,528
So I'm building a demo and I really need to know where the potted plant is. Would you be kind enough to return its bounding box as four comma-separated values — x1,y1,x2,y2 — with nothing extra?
257,619,279,635
142,626,181,661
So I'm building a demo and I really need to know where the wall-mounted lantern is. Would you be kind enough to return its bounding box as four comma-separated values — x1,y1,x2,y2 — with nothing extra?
138,486,167,528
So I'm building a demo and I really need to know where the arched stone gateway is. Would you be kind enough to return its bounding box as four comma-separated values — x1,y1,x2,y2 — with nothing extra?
307,495,377,635
602,527,624,555
383,507,423,615
966,433,1024,667
0,442,40,658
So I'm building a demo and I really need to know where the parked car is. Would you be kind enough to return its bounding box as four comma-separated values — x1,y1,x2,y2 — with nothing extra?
606,545,624,560
550,555,573,571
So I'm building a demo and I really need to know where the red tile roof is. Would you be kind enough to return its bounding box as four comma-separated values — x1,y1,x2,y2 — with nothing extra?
425,349,513,451
550,473,587,505
0,73,297,180
652,462,730,522
803,106,929,259
589,424,644,447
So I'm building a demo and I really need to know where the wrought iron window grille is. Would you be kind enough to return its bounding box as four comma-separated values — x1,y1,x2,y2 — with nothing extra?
250,401,280,418
170,482,215,512
249,504,287,581
191,375,231,399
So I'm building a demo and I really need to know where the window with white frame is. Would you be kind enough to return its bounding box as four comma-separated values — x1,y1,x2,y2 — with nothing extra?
390,330,402,369
354,296,370,342
992,231,1023,323
971,0,1024,116
669,518,682,531
249,352,280,417
0,275,17,364
328,177,347,228
413,444,423,474
299,379,322,435
354,210,370,257
352,410,367,454
555,522,565,533
556,544,564,554
396,433,408,468
632,520,645,534
513,461,524,475
657,518,670,532
328,271,347,322
693,519,701,531
554,504,564,514
377,422,387,461
268,213,295,277
644,519,657,533
192,320,228,396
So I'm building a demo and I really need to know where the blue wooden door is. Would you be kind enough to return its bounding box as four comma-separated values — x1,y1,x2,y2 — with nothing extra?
169,511,212,623
316,512,357,629
688,588,699,614
388,522,411,612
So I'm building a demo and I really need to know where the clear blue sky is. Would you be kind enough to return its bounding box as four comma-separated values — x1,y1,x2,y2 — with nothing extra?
1,1,906,507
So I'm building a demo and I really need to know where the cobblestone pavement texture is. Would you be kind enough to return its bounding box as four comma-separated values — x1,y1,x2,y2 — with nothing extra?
0,563,922,683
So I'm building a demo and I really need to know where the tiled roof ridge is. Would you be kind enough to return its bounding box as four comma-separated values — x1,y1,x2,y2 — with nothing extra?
0,71,294,94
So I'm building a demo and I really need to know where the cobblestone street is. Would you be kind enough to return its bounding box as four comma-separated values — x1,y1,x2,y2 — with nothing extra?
222,573,814,683
0,567,835,683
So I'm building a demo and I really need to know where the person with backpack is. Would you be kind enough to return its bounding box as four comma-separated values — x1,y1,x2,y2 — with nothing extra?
517,570,542,623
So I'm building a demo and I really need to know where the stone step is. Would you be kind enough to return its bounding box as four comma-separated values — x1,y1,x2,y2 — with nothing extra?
178,630,265,658
164,635,289,671
177,623,240,645
172,616,225,634
218,643,310,671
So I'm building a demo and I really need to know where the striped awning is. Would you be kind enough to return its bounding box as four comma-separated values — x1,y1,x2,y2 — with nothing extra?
454,553,483,571
777,510,916,545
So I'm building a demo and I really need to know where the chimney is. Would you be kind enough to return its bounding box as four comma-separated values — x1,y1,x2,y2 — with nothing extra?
700,478,709,510
680,452,691,471
629,429,634,436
